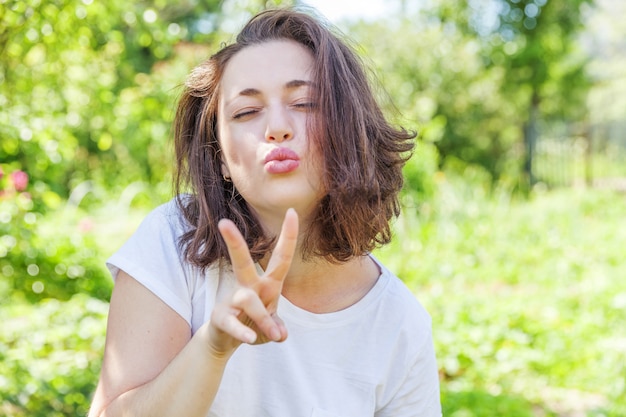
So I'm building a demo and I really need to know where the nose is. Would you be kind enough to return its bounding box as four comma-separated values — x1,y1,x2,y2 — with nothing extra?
265,106,293,142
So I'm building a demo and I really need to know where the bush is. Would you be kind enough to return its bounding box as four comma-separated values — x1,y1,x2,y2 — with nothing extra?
376,184,626,416
0,172,112,302
0,295,108,416
402,140,440,207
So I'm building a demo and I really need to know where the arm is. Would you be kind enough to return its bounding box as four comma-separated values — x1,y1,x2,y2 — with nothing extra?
88,270,233,417
89,209,299,417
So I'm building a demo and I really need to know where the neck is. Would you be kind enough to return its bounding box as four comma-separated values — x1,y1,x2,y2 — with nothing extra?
253,206,380,313
262,254,380,314
249,201,319,240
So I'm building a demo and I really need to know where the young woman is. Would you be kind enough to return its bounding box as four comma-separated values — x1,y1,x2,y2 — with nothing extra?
89,8,441,417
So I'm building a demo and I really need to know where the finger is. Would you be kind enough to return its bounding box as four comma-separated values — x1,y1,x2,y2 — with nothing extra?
271,313,289,342
265,208,299,282
232,288,282,342
218,219,259,286
211,308,257,344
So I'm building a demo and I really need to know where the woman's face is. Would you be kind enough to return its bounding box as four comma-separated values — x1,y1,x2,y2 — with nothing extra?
217,40,323,223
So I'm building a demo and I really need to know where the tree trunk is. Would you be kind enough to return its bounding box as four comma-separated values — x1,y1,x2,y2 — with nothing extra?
523,91,540,187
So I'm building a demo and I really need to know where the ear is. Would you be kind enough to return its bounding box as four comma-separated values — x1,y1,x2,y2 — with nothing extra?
221,161,231,180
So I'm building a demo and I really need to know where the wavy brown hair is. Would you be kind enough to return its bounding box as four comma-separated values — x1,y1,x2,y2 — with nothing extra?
174,8,415,269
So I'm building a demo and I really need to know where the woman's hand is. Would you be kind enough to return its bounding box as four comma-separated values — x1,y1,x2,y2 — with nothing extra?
207,208,299,355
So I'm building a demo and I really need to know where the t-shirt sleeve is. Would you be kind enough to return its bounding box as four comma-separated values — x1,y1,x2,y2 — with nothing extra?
106,201,194,327
377,330,442,417
375,279,442,417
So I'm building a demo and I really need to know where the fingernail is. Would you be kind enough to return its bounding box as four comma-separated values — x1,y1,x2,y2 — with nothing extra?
246,331,257,344
270,327,281,341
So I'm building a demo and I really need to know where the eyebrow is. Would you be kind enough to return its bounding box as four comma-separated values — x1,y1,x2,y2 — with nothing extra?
236,79,314,98
285,79,314,89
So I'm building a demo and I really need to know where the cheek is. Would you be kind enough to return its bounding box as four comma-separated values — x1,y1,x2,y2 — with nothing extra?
219,129,258,173
217,122,239,166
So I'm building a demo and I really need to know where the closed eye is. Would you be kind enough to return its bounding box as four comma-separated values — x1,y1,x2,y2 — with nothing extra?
232,108,261,120
292,102,317,111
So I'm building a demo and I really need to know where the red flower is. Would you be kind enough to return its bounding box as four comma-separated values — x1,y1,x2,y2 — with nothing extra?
11,170,29,191
78,218,94,233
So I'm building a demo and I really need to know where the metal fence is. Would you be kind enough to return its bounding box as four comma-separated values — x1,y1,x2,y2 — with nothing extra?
532,120,626,190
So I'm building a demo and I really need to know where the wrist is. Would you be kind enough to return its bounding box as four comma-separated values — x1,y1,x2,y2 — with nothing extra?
195,322,237,362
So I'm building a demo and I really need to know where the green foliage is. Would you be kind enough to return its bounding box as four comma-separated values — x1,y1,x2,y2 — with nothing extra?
0,294,108,417
402,140,440,206
350,14,524,185
377,184,626,416
0,166,112,302
0,0,221,199
442,390,545,417
349,0,594,186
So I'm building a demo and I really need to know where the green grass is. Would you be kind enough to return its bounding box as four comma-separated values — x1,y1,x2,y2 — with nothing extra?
2,183,625,415
375,181,626,416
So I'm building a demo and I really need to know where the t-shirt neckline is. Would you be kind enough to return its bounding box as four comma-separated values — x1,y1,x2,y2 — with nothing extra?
274,255,391,328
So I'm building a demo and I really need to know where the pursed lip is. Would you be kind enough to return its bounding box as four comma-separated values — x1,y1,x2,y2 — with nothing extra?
264,147,300,164
264,147,300,174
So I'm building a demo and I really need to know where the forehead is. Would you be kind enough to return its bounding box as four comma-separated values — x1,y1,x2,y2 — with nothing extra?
220,40,315,97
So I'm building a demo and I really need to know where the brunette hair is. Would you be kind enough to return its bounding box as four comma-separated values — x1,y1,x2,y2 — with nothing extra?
174,7,415,269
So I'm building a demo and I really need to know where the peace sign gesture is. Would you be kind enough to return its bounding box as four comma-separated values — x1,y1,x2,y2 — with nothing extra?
207,208,299,355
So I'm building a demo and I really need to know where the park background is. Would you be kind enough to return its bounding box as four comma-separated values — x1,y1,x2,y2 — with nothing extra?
1,0,625,415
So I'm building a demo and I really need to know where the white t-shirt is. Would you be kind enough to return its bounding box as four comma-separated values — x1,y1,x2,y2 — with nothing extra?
107,200,442,417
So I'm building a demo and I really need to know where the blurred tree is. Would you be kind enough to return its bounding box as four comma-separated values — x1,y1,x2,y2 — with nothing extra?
0,0,223,205
350,11,519,187
351,0,594,189
468,0,594,186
